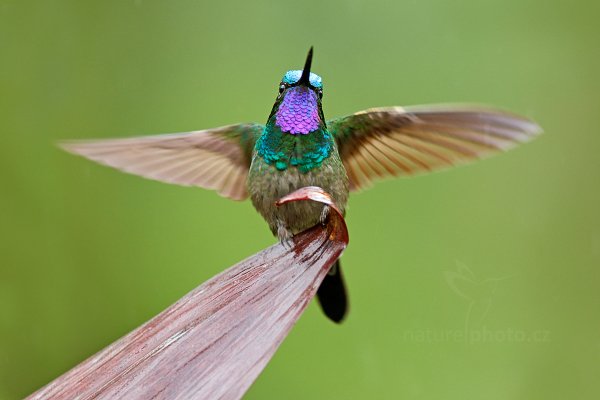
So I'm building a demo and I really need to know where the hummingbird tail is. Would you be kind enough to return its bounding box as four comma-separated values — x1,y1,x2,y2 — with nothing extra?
316,260,348,323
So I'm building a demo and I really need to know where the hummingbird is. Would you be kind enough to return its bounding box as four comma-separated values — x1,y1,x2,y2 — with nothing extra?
62,47,541,323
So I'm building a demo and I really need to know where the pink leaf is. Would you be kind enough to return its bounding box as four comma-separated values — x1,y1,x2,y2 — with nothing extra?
28,187,348,400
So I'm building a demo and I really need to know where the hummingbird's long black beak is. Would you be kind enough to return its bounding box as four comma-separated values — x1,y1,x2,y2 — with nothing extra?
297,47,313,87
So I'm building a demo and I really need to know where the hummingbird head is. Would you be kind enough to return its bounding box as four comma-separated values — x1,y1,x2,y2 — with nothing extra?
268,47,325,135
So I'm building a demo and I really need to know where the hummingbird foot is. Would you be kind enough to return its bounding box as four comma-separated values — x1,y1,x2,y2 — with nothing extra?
319,205,330,225
276,219,293,245
280,237,294,250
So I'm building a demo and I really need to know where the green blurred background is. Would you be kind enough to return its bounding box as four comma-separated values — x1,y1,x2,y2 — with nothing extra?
1,0,599,398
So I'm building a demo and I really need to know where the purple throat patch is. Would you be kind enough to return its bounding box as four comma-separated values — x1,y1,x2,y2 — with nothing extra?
275,87,320,135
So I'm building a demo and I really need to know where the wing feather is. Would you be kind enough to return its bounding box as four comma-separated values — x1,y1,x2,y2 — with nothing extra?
329,105,541,191
61,123,263,200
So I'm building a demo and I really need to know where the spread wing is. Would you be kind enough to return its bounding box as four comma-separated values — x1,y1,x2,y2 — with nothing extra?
328,105,541,191
61,123,264,200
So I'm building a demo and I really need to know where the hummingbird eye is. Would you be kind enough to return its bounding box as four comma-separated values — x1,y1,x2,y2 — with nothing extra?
317,88,323,99
278,84,285,94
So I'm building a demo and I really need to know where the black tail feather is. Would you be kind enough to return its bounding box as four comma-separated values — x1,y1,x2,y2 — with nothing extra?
316,260,348,323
